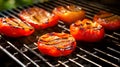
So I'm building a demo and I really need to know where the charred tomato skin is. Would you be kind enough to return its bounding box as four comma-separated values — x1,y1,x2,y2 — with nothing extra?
37,32,76,57
93,11,120,30
70,19,105,42
53,5,85,24
0,17,34,37
19,7,59,30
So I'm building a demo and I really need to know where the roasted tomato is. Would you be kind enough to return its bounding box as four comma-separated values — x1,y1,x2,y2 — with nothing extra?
19,7,59,29
93,11,120,30
53,5,85,24
70,19,105,42
0,17,34,37
37,32,76,57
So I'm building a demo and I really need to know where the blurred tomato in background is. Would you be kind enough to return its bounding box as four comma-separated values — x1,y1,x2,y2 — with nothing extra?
0,0,48,11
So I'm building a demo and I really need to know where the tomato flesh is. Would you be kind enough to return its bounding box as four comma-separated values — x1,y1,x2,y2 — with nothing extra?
53,5,85,24
19,7,59,30
94,11,120,30
0,17,34,37
37,32,76,57
70,19,105,42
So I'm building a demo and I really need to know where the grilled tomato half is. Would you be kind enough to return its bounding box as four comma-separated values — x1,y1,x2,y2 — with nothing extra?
93,11,120,30
19,7,59,29
53,5,85,24
70,19,105,42
37,32,76,57
0,17,34,37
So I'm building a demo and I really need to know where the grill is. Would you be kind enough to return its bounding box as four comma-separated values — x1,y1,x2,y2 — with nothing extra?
0,0,120,67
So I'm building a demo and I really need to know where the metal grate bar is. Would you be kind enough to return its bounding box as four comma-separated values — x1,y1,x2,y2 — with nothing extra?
34,3,52,12
64,0,100,12
94,48,120,62
0,12,7,17
113,32,120,36
57,24,70,32
78,47,119,67
0,45,26,67
69,58,84,67
76,54,102,67
23,44,54,67
58,60,69,67
105,34,119,41
107,47,120,54
7,9,20,17
12,8,20,13
75,0,120,15
1,10,18,18
5,41,40,67
57,57,86,67
43,2,55,10
17,6,25,11
109,40,120,48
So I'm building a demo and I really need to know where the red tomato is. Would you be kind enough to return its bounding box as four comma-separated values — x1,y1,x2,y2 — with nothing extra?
37,32,76,57
19,7,59,30
70,19,105,42
0,17,34,37
93,11,120,30
53,5,85,24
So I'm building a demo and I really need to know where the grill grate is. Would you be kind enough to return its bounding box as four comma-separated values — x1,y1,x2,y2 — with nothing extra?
0,0,120,67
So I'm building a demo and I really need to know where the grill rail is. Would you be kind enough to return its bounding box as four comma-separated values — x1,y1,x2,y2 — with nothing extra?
0,0,120,67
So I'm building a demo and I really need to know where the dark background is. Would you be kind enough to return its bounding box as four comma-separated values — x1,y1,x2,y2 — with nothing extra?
0,0,119,11
0,0,48,11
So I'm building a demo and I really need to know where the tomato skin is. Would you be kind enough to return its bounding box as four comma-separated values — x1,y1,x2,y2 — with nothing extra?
0,26,34,37
38,42,76,57
70,19,105,42
93,11,120,30
37,32,76,57
53,5,85,24
42,14,59,29
19,7,59,30
0,17,34,37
